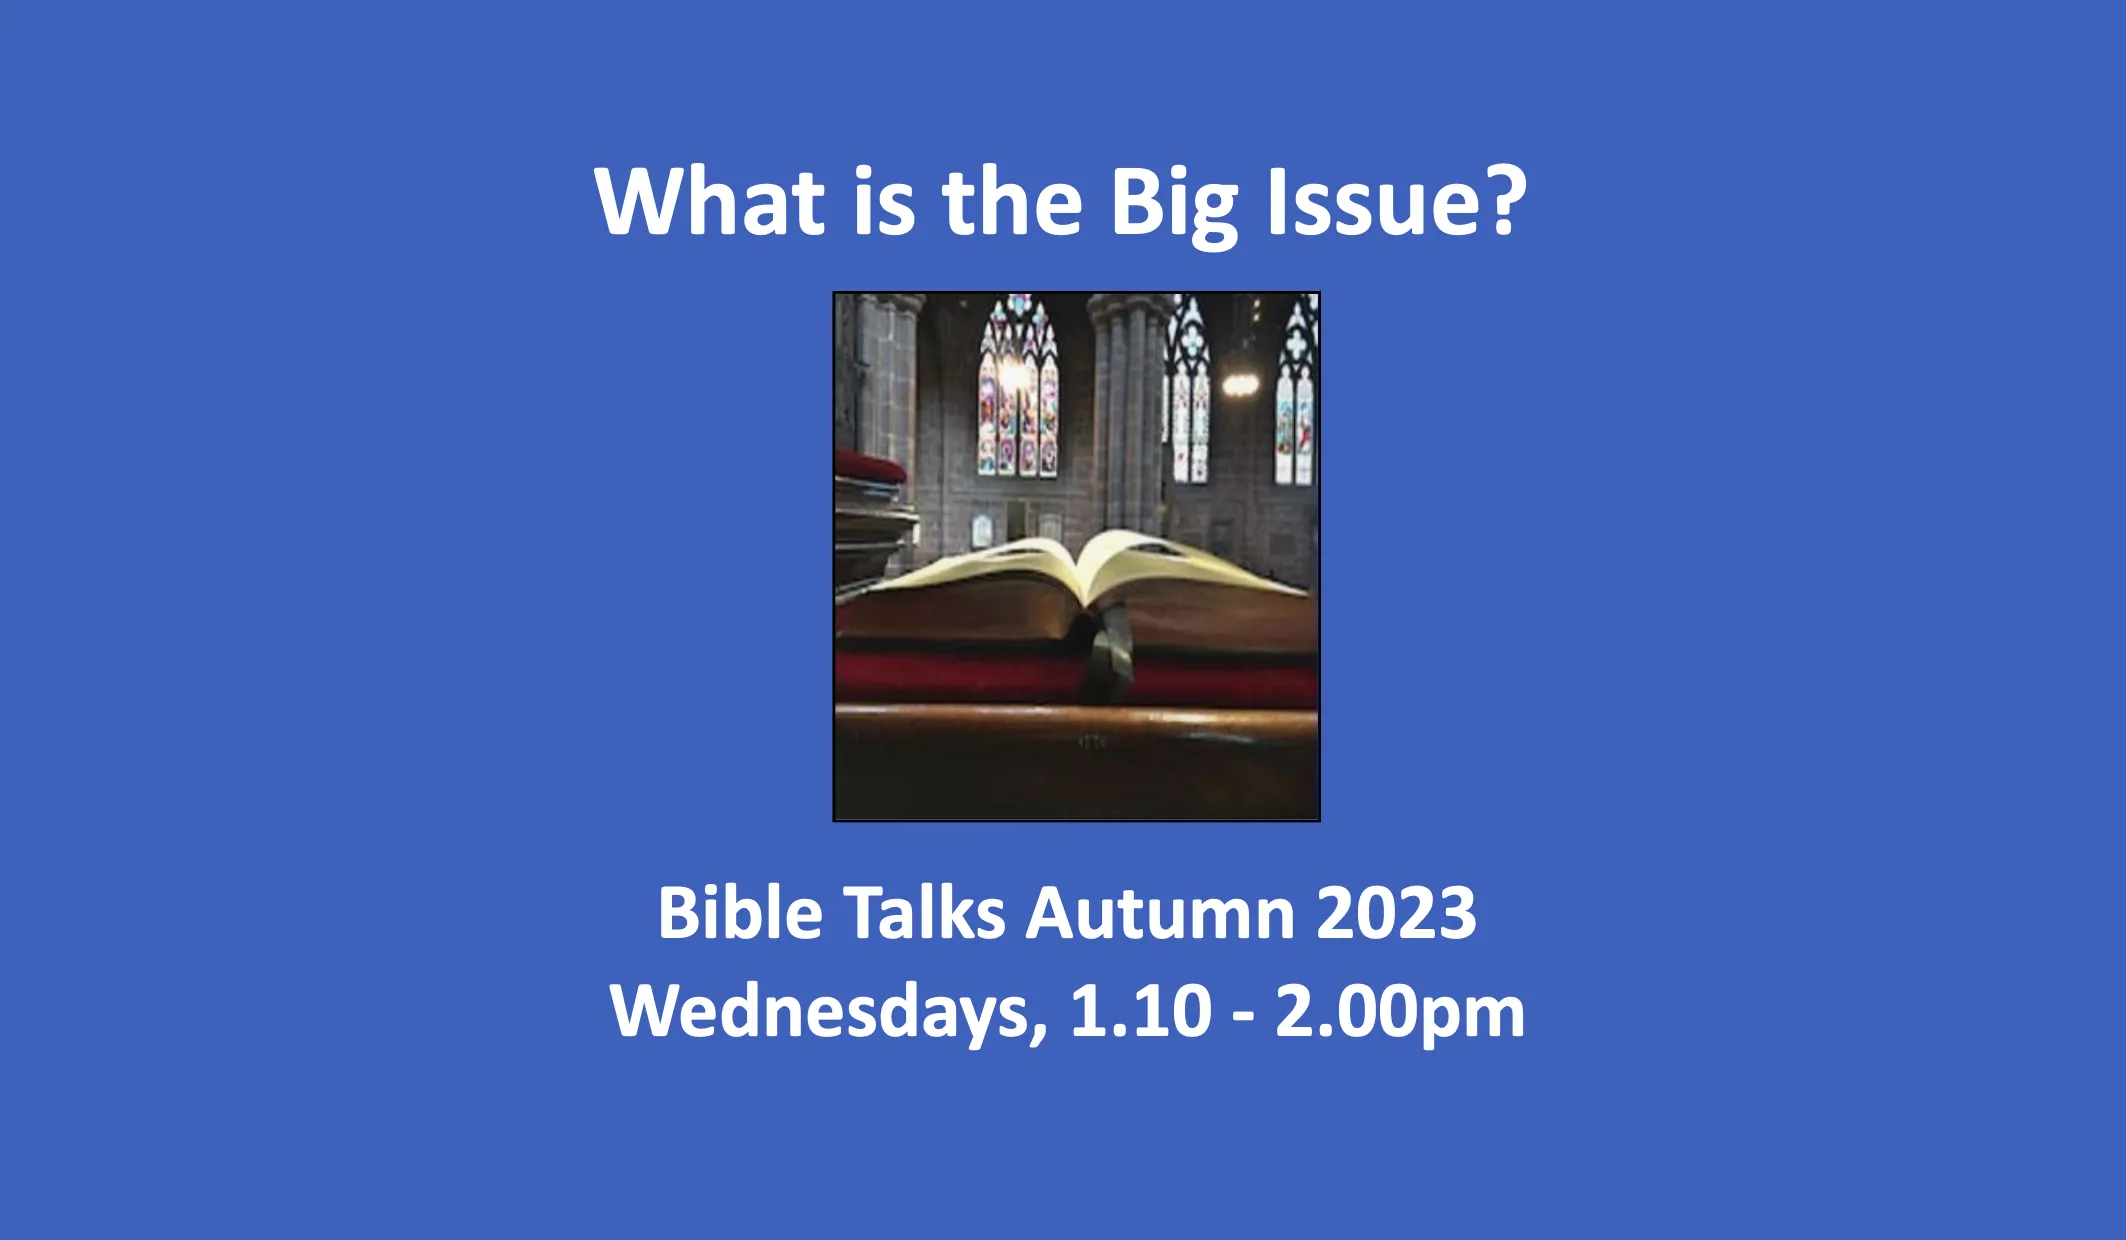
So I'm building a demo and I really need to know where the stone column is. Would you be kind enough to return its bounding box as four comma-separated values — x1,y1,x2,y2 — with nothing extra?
1087,293,1173,535
854,294,925,471
854,293,923,572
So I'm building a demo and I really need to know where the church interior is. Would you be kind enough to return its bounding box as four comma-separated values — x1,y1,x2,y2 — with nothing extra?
833,292,1319,589
831,291,1320,821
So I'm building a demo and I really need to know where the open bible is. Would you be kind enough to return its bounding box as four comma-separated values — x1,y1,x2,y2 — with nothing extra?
834,530,1317,706
835,529,1315,653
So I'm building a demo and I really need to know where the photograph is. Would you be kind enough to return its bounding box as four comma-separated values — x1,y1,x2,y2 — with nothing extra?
832,292,1322,820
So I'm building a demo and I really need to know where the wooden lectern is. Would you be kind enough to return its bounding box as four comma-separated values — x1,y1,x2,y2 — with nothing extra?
833,703,1319,821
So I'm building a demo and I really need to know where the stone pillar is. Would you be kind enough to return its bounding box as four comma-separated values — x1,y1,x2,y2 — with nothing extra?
1087,293,1173,535
854,294,925,471
1104,313,1128,530
854,293,923,573
831,294,859,448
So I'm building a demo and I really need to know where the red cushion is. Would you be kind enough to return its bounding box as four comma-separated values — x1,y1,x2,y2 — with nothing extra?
834,448,907,485
835,648,1082,703
1130,658,1319,708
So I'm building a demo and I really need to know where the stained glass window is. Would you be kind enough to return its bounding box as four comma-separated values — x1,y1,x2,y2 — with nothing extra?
977,295,1058,478
1275,293,1318,486
1163,293,1211,483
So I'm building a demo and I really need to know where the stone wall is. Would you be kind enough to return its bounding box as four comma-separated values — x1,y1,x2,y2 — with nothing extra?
1164,292,1321,592
913,293,1104,563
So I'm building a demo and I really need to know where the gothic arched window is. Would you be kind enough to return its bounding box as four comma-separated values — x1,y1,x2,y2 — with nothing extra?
1275,293,1318,486
977,294,1058,478
1164,293,1211,483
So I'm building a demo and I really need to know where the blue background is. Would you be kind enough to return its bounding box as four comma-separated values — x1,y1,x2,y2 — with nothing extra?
8,2,2117,1232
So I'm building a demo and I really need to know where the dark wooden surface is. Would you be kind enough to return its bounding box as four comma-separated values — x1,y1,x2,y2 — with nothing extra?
834,704,1319,821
